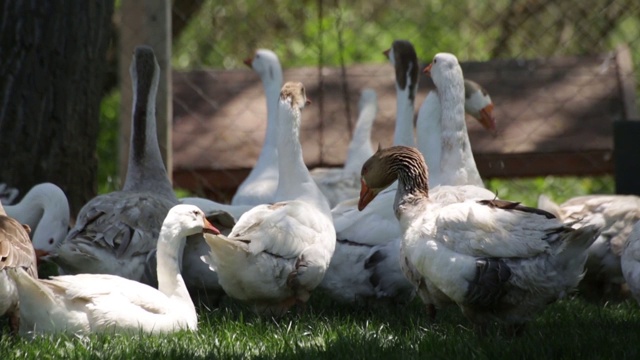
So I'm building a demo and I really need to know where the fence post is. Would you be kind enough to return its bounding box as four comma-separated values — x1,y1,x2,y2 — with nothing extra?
118,0,172,185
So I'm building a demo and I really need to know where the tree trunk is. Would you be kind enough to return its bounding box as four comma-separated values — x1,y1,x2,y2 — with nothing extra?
0,1,115,217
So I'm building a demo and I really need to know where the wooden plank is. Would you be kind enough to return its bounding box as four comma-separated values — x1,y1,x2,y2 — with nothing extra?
119,0,172,184
616,44,639,120
173,149,614,202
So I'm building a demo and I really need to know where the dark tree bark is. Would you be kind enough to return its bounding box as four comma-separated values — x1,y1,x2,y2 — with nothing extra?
0,1,115,217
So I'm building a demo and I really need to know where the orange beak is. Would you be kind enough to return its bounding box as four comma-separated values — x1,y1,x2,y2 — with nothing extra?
243,57,253,68
423,63,433,76
34,249,49,266
203,218,221,235
358,179,377,211
383,48,390,58
478,103,497,136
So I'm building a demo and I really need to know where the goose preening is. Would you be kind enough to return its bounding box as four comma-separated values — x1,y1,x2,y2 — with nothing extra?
231,49,283,206
50,46,179,284
9,204,219,337
4,183,70,260
311,88,379,208
202,82,336,317
538,194,640,301
321,51,495,305
0,202,38,333
622,221,640,305
359,145,599,331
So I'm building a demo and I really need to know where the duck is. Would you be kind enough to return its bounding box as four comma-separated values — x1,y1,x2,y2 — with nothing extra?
50,46,179,285
359,145,599,331
9,204,219,337
310,88,379,208
537,193,640,301
231,49,283,206
0,202,38,333
3,183,70,260
202,82,336,317
622,221,640,305
320,50,496,305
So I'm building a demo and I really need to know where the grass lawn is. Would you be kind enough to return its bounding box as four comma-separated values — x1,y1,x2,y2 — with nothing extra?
1,292,639,359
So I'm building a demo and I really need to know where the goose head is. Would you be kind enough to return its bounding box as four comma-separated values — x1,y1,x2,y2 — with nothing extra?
244,49,283,84
279,82,311,111
383,40,419,100
165,204,220,240
464,79,497,135
358,146,426,210
3,183,70,259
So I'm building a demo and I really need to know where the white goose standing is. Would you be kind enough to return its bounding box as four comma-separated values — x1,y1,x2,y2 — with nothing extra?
50,46,178,284
9,204,219,337
4,183,70,260
358,145,599,331
232,49,283,206
322,50,497,305
202,82,336,317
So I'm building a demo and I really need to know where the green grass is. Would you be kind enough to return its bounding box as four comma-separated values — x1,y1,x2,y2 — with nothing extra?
2,293,639,359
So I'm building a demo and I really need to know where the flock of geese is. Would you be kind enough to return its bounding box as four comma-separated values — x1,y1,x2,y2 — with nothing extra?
2,40,640,338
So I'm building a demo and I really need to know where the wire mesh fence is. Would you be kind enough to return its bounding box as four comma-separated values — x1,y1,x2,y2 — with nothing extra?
116,0,640,204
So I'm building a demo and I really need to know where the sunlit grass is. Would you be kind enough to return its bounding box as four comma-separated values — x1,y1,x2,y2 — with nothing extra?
2,293,639,359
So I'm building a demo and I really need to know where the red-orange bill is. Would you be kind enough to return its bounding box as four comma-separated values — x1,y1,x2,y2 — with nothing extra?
358,179,377,211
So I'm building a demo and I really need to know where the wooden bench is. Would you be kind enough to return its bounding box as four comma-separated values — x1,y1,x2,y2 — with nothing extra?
171,45,638,201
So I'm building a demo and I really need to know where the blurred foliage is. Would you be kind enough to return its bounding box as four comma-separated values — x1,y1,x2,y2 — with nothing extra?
98,0,639,198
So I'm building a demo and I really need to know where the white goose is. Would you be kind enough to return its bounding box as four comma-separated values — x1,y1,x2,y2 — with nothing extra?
359,145,599,331
231,49,283,206
311,88,378,207
9,204,219,337
202,82,336,317
4,183,70,260
321,51,496,305
50,46,178,284
319,40,419,303
622,221,640,305
538,193,640,301
0,202,38,333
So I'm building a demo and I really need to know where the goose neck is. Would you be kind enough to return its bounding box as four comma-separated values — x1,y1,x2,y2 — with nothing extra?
262,80,283,149
155,225,193,303
416,91,443,187
344,103,376,174
393,86,415,147
122,71,176,199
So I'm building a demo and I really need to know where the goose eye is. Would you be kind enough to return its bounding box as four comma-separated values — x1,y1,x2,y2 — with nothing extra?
433,58,437,64
48,238,54,245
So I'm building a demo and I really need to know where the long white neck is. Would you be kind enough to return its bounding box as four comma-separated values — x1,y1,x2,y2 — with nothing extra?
122,68,177,201
274,101,331,215
343,99,377,174
155,225,194,306
253,71,283,167
437,74,484,187
416,91,444,187
393,83,416,147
